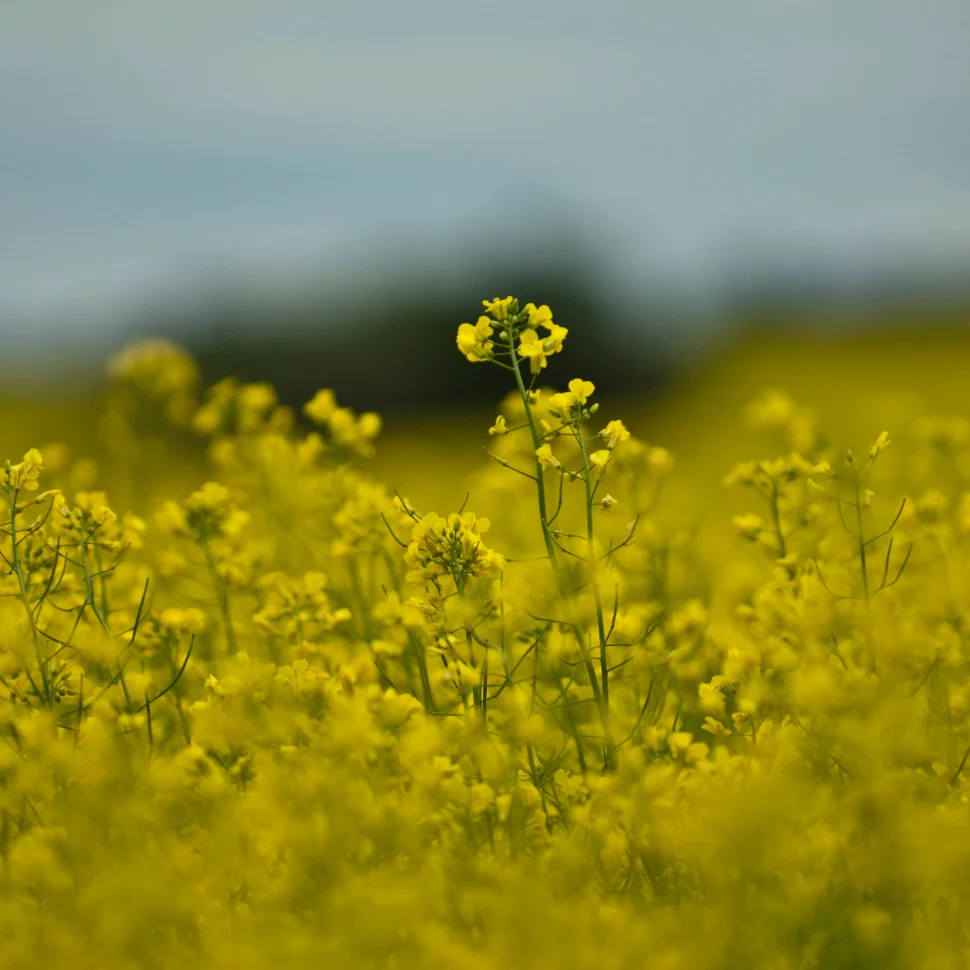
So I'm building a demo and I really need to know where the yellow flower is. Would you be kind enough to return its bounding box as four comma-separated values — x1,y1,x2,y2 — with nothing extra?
547,391,573,413
600,494,618,510
7,448,43,491
404,509,503,584
156,499,188,534
733,513,764,540
723,461,757,487
489,415,509,436
589,450,612,473
745,388,794,428
568,378,595,405
457,318,495,362
870,430,891,458
545,325,568,354
701,716,732,738
517,322,569,375
517,329,549,374
601,420,631,450
304,389,337,424
535,444,562,468
524,302,553,329
648,446,673,474
481,296,516,321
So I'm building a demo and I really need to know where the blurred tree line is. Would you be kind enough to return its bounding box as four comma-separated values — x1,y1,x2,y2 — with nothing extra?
171,255,681,415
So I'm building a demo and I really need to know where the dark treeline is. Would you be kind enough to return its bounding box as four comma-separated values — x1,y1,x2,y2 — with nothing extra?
111,231,970,416
178,259,682,415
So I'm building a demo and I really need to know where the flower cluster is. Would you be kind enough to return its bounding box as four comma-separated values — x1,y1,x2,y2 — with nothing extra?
457,297,568,373
404,511,504,587
0,308,969,970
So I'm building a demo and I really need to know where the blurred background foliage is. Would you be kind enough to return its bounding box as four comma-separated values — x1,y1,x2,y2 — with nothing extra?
3,0,970,505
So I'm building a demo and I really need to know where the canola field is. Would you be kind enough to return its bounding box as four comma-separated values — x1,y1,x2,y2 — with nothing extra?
2,301,970,968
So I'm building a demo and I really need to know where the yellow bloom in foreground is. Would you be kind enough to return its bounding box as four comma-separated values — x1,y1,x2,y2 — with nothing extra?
536,444,562,468
589,450,612,473
457,318,495,362
568,378,595,404
545,324,568,353
600,419,631,450
518,329,549,374
518,325,569,375
549,379,593,415
524,302,553,329
6,448,43,491
304,389,337,424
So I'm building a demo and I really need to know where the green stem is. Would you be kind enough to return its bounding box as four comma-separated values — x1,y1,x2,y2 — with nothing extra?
576,427,615,768
506,329,559,570
7,489,52,708
852,474,869,600
769,485,787,559
202,543,237,653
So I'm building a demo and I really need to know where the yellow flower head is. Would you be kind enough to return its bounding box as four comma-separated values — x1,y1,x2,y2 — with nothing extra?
404,510,503,585
517,329,549,374
544,324,568,354
518,325,569,375
601,419,631,450
304,389,337,424
568,378,595,405
489,415,509,436
524,302,553,329
745,389,795,428
457,318,495,362
648,446,674,474
733,512,764,540
535,444,562,469
870,430,891,459
7,449,44,491
481,296,516,321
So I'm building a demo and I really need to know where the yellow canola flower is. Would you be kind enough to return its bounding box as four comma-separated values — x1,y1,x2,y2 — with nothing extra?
870,430,891,458
4,303,969,970
489,415,509,436
405,511,504,585
733,512,765,540
568,378,595,404
456,317,495,362
600,420,631,450
481,296,516,321
647,446,674,474
745,388,795,428
524,302,553,328
517,325,569,375
518,329,550,374
549,378,595,414
535,443,562,468
304,388,337,424
6,448,43,491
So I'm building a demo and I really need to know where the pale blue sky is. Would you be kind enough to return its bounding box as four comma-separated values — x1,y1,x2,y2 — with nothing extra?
3,0,969,330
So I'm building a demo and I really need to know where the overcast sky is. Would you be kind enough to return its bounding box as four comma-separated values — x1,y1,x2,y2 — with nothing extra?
3,0,969,329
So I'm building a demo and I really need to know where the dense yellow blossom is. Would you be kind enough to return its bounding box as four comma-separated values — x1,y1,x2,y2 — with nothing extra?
1,301,970,969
